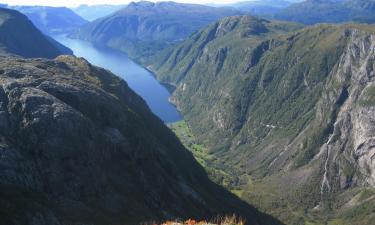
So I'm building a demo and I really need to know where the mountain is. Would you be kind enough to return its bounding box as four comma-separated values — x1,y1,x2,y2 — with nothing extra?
9,6,87,34
72,4,127,21
275,0,375,24
69,1,245,61
0,54,282,225
0,8,72,58
230,0,292,16
144,15,375,224
44,35,73,55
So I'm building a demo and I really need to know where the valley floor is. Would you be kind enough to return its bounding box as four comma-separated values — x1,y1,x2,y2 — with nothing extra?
169,121,375,225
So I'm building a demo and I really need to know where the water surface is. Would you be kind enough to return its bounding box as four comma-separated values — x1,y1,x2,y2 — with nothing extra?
54,35,182,123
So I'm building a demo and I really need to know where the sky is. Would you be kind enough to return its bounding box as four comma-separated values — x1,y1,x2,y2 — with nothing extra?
0,0,251,7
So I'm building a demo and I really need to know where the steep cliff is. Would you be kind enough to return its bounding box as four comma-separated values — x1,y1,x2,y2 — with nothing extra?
145,16,375,224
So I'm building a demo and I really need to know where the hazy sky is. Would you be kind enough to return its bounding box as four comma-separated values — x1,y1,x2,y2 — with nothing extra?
0,0,250,7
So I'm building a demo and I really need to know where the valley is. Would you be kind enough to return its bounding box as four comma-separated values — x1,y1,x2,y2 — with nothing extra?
144,16,375,225
0,7,280,223
1,1,375,225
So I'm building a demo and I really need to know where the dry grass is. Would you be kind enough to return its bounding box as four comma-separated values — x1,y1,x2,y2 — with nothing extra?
145,215,245,225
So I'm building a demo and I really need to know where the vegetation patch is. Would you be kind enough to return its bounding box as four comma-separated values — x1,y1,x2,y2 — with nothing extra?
151,215,245,225
359,85,375,106
169,120,234,186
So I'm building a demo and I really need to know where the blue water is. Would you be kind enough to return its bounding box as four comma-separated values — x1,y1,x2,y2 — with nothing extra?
53,35,182,123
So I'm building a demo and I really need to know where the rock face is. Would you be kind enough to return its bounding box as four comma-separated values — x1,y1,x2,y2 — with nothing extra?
0,8,72,58
145,16,375,224
69,1,244,61
9,6,88,35
0,55,282,225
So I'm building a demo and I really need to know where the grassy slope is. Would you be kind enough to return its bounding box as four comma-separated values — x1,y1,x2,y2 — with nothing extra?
169,121,235,187
170,121,375,225
146,16,375,224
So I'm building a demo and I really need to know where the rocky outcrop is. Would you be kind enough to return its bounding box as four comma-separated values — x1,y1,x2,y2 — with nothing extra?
317,29,375,192
0,55,281,225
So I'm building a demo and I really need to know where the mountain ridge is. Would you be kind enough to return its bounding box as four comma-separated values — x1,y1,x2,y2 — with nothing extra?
274,0,375,24
229,0,293,16
0,8,72,58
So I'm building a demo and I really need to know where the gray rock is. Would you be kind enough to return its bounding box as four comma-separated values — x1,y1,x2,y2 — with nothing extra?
0,55,279,225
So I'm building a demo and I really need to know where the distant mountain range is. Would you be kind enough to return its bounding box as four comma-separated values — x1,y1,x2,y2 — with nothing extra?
209,0,375,24
223,0,293,16
69,1,245,60
71,4,127,21
0,8,71,58
274,0,375,24
7,5,87,34
70,0,375,64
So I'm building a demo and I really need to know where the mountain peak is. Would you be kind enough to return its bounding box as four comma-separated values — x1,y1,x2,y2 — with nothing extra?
127,1,155,9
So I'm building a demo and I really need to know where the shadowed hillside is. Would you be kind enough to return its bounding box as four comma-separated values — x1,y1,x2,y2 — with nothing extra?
0,8,72,58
